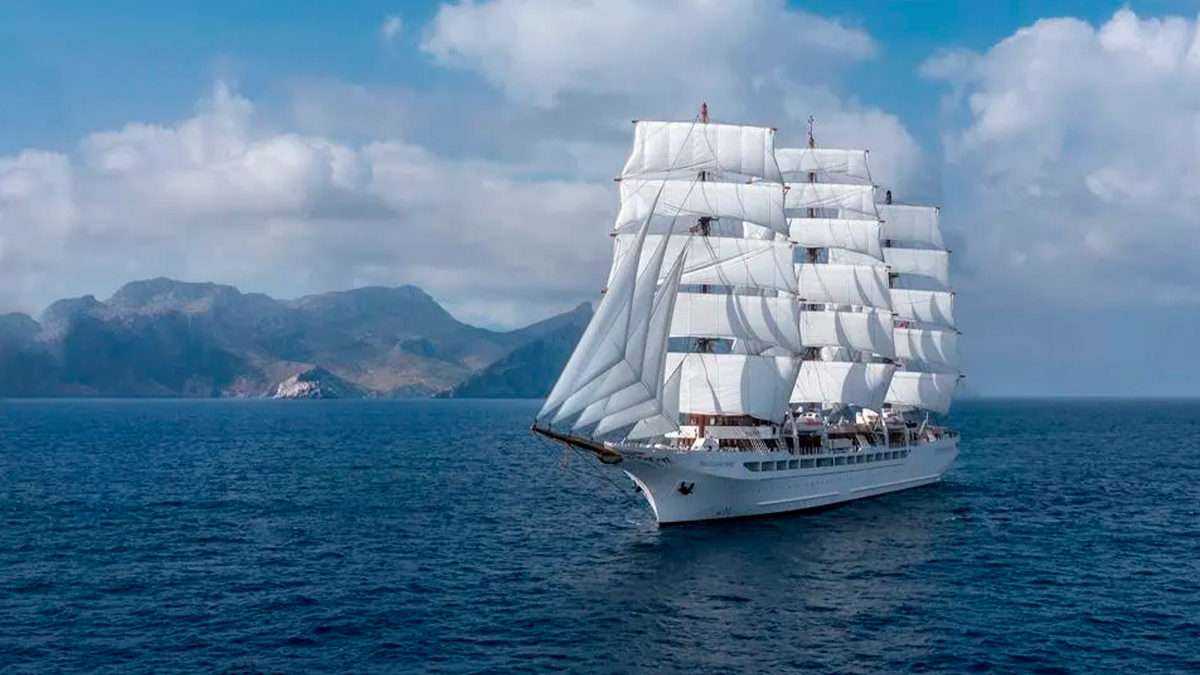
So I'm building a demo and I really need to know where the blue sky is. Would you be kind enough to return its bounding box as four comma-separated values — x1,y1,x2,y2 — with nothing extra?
4,0,1192,152
3,0,1200,396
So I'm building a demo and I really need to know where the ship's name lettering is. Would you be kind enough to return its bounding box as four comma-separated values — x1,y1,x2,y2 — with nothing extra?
699,460,734,467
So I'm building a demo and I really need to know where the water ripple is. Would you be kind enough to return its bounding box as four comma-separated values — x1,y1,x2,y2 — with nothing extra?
0,398,1197,673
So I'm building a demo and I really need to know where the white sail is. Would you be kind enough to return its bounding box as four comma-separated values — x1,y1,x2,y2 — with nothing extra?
878,204,943,248
819,346,853,362
552,223,683,426
891,289,955,329
534,110,966,527
885,371,958,415
795,263,891,309
776,147,871,183
621,121,782,183
625,364,683,440
784,182,876,216
893,328,959,371
575,244,689,435
612,234,796,294
670,292,802,354
790,361,894,411
615,179,787,235
788,217,882,259
667,352,800,422
799,310,895,358
741,221,785,241
539,199,664,422
728,341,795,358
826,248,886,267
884,248,950,286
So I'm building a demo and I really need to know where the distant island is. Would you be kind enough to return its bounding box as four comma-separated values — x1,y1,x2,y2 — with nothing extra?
0,277,986,401
0,278,592,399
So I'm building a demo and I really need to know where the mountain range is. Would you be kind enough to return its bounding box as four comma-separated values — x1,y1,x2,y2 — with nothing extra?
0,278,592,399
0,277,987,402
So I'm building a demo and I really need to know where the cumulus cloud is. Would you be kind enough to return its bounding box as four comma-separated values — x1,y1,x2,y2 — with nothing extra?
0,83,614,325
0,0,928,328
421,0,876,109
416,0,926,192
926,8,1200,307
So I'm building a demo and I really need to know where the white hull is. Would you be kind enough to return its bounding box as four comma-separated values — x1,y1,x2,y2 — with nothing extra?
616,435,959,525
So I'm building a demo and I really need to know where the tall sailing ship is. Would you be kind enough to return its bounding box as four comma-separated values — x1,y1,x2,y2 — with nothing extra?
532,105,961,525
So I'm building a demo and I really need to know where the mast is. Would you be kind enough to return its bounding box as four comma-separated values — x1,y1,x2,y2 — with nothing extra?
695,102,713,354
692,102,712,434
540,108,797,441
883,189,898,331
777,123,895,419
535,108,960,445
878,189,960,417
805,116,818,263
802,116,821,376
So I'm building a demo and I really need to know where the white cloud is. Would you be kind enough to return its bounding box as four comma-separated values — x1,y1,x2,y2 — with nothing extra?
421,0,875,109
926,8,1200,307
0,83,614,325
417,0,925,192
381,15,404,42
286,80,414,139
774,80,929,199
0,0,928,329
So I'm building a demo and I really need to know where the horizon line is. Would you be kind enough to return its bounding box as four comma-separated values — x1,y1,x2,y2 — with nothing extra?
5,395,1200,403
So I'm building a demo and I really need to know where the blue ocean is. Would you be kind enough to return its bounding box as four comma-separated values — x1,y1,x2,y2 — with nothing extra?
1,398,1197,674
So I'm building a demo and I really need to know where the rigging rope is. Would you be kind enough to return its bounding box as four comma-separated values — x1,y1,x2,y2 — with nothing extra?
531,433,643,508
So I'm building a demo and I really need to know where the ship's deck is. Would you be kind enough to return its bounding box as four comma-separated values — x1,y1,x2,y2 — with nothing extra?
661,422,958,455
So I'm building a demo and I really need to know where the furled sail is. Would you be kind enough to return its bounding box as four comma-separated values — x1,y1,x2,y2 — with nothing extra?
612,234,796,294
621,121,783,183
615,179,787,235
790,361,895,411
